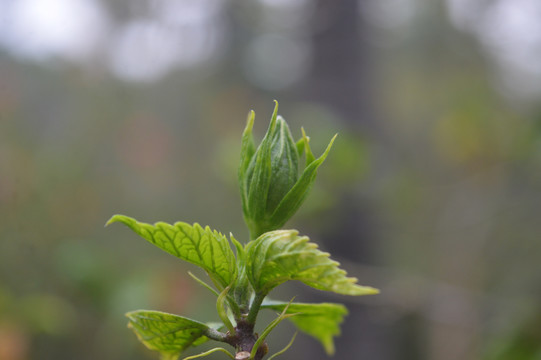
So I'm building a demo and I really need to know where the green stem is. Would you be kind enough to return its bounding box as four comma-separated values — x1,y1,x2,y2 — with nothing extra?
246,292,266,325
183,347,235,360
203,328,229,343
249,309,295,360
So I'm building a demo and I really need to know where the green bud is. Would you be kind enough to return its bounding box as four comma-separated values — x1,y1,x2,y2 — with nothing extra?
239,101,337,239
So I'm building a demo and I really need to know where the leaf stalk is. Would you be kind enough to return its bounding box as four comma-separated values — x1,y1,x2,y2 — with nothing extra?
246,292,266,325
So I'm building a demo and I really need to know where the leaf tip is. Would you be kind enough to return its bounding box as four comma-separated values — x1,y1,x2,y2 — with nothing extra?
324,133,338,155
366,286,380,295
125,310,139,320
246,110,255,129
311,132,338,167
270,100,279,129
355,286,380,296
105,214,123,227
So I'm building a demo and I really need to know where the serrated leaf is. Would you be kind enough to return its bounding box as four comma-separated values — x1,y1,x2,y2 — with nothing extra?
246,230,379,296
107,215,236,289
126,310,212,359
261,300,348,355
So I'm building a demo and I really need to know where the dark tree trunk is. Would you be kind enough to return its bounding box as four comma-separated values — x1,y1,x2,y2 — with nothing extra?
296,0,391,359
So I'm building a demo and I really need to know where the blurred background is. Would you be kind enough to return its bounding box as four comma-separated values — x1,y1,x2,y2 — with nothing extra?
1,0,541,359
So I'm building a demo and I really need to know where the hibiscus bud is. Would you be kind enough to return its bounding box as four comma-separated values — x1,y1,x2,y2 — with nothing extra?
238,101,336,239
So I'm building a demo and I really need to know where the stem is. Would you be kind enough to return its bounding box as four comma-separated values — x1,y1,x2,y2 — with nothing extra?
203,328,229,343
246,292,266,325
184,348,235,360
249,301,295,360
229,319,268,360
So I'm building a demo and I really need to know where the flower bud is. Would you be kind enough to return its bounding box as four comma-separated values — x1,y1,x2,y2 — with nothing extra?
239,101,336,239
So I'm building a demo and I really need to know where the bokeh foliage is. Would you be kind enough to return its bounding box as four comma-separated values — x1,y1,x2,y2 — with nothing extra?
1,1,541,360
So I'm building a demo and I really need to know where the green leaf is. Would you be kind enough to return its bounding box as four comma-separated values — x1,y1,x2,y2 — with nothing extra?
261,301,348,355
107,215,236,289
246,230,379,296
126,310,213,359
230,234,253,312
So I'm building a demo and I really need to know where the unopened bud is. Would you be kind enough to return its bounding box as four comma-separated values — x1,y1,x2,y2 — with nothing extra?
238,101,336,239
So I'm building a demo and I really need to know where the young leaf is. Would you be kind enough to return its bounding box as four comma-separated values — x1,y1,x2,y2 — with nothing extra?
261,300,348,355
246,230,379,296
230,235,253,312
126,310,216,358
107,215,236,289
